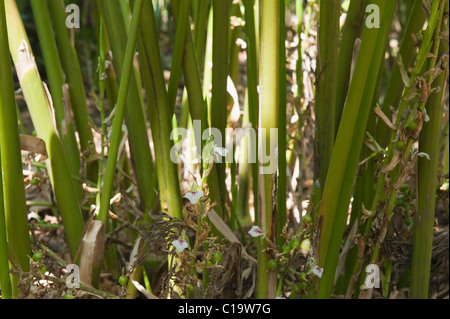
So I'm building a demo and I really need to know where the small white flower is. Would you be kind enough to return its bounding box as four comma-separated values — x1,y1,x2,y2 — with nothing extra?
172,239,189,252
312,267,324,278
184,191,204,204
248,225,264,238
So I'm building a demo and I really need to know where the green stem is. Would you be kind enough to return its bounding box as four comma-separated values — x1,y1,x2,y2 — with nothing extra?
100,0,156,214
257,0,280,299
335,0,366,122
47,0,98,183
243,0,259,222
0,0,30,288
317,0,396,298
410,0,447,299
98,0,144,223
210,0,230,218
0,152,12,300
168,0,191,116
137,0,183,219
314,0,340,188
30,0,81,181
6,0,84,260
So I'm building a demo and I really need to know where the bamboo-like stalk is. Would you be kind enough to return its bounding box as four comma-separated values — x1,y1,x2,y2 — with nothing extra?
97,0,143,223
242,0,259,222
346,0,443,297
193,0,211,70
277,1,287,248
168,0,191,116
335,0,365,121
210,0,230,218
0,0,30,273
5,0,84,260
410,0,447,299
100,0,156,214
314,0,340,188
30,0,81,187
0,154,12,299
257,0,280,299
0,1,22,298
294,0,304,99
136,0,183,219
317,0,396,298
47,0,98,182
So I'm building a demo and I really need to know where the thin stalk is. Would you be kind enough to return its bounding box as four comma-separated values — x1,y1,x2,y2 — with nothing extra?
0,0,30,285
98,0,143,224
243,0,259,222
193,0,210,71
5,0,84,259
30,0,80,182
257,0,280,299
168,0,191,116
100,0,156,214
335,0,366,122
137,0,183,219
0,3,16,298
210,0,230,218
295,0,304,99
277,1,287,249
47,0,98,182
314,0,340,188
410,0,447,299
347,0,443,297
0,154,12,299
317,0,396,298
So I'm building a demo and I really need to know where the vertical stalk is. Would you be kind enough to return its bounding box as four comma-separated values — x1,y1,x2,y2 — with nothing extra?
137,0,183,219
30,0,81,186
100,0,156,214
98,0,144,224
257,0,280,299
317,0,396,298
0,0,29,296
168,0,191,116
5,0,84,259
0,154,13,299
335,0,366,122
410,0,447,299
243,0,259,222
210,0,230,217
277,1,287,248
47,0,98,182
314,0,340,188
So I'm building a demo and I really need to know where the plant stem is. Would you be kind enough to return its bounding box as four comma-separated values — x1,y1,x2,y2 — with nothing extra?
0,0,31,289
257,0,280,299
314,0,340,188
137,0,183,219
410,0,447,299
30,0,81,182
335,0,366,122
5,0,84,260
210,0,230,218
47,0,98,183
0,154,12,300
317,0,396,298
98,0,144,224
100,0,156,214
